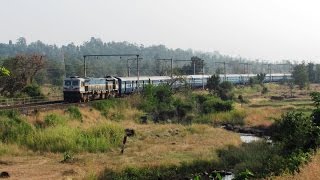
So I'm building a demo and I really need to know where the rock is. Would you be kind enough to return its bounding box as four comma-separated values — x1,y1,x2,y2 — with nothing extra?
125,129,135,137
140,116,147,124
0,172,10,178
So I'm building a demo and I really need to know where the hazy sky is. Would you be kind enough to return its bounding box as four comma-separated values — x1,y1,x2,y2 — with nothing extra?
1,0,320,62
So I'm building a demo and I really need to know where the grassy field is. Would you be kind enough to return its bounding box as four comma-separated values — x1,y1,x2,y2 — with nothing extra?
1,83,319,179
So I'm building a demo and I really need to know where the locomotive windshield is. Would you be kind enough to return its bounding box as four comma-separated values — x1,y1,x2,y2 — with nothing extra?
64,80,71,86
72,81,79,86
64,80,79,86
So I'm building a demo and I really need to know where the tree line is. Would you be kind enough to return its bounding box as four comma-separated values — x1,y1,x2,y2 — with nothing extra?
0,37,293,84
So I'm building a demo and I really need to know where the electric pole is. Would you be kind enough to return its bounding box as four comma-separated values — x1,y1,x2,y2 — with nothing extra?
156,58,173,77
215,62,229,81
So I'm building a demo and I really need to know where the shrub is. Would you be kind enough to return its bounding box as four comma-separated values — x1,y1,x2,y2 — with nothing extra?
271,111,318,153
91,99,117,111
22,84,44,98
66,106,82,121
202,98,233,114
218,142,285,178
0,113,34,144
44,114,66,127
174,99,194,122
261,86,268,94
212,110,246,126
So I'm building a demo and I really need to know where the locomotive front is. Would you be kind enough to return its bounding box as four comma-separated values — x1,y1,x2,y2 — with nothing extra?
63,76,85,102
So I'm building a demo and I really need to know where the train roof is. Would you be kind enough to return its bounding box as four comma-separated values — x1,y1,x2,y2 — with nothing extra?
64,77,85,81
117,76,150,81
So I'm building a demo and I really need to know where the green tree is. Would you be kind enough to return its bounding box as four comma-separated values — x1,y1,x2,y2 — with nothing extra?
271,111,319,153
257,73,266,84
0,66,10,76
292,63,308,89
0,54,45,96
207,74,220,94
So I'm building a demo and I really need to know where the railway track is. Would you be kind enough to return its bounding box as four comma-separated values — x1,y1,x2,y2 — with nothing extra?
0,98,85,115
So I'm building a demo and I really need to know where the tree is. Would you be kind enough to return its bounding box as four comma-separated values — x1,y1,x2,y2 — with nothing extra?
0,66,10,77
0,54,45,96
271,111,317,152
257,73,266,84
207,74,220,93
292,63,308,89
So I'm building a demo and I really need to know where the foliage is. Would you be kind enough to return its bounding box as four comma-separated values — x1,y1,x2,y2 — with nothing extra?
207,74,220,93
0,66,10,76
140,84,175,122
207,75,234,100
261,86,268,94
201,97,233,114
0,54,45,96
233,169,254,180
271,111,319,153
0,111,34,144
99,160,220,180
21,84,44,98
218,81,234,100
292,63,308,89
256,73,266,84
43,114,66,127
0,110,124,153
66,106,83,121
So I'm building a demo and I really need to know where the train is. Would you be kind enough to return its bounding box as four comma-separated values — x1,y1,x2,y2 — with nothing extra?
63,73,291,102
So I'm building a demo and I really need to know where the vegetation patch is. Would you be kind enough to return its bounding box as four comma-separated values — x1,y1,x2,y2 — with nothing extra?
66,106,83,121
99,160,220,180
0,110,124,153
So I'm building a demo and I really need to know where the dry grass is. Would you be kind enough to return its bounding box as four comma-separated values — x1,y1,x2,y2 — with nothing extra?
2,103,241,179
0,120,240,179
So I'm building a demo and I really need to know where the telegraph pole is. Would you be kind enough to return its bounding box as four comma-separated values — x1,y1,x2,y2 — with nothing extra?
239,63,251,74
127,57,143,77
202,59,205,89
215,62,229,81
263,63,272,82
136,55,140,91
83,54,140,79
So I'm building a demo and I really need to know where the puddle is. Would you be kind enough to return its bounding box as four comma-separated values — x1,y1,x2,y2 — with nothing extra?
240,133,262,143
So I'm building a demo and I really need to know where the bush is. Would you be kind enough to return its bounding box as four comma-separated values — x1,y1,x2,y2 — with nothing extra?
66,106,82,121
22,84,44,98
91,99,118,111
44,114,66,127
218,142,285,178
174,99,194,122
202,98,233,114
271,111,318,153
0,112,34,144
261,86,268,94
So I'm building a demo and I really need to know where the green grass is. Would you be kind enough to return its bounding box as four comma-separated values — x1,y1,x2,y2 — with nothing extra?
66,106,83,121
0,111,124,153
194,110,246,126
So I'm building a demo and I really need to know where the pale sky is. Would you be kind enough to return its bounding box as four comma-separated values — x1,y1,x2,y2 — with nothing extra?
1,0,320,62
